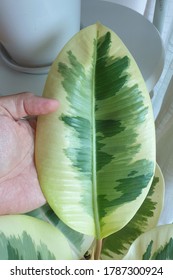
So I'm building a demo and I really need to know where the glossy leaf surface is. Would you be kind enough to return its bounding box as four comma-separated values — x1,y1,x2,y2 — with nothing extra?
28,204,94,259
35,23,155,239
0,215,72,260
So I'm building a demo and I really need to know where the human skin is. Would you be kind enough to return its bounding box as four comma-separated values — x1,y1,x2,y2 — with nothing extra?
0,92,59,215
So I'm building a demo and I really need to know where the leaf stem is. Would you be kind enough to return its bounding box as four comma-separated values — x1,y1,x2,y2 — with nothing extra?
94,239,103,260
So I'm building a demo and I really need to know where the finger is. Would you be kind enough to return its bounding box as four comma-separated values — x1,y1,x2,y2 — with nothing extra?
0,92,59,120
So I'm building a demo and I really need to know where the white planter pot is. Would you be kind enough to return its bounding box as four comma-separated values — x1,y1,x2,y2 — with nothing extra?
0,0,81,67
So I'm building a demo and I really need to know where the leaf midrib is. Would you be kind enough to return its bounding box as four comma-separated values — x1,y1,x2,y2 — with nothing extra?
92,33,100,239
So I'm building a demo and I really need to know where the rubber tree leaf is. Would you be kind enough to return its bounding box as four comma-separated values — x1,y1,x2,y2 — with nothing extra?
27,204,94,259
101,163,165,259
35,23,156,239
0,215,73,260
123,224,173,260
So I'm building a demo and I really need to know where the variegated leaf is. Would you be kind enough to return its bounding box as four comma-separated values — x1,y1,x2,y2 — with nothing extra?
0,215,73,260
123,224,173,260
27,204,94,259
101,163,164,259
35,23,156,239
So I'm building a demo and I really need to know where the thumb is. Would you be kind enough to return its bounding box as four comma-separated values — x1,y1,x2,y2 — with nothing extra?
0,92,59,120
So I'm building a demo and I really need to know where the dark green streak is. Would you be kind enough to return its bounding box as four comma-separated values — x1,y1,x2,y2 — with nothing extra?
99,160,154,218
115,167,153,204
96,32,129,100
102,176,159,257
96,120,125,137
152,238,173,260
0,231,56,260
142,240,153,260
96,120,125,170
142,237,173,260
96,150,113,171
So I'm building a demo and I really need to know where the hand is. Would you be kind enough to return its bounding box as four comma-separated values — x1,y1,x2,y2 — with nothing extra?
0,92,59,215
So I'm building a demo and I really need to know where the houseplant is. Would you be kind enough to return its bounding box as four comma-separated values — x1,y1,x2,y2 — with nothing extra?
0,23,170,260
